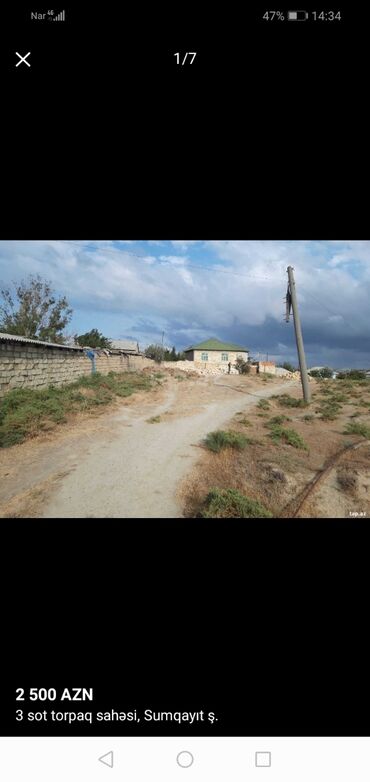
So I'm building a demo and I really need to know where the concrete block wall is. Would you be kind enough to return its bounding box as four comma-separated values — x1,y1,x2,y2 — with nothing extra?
0,343,154,397
161,360,238,376
258,361,276,375
193,350,248,367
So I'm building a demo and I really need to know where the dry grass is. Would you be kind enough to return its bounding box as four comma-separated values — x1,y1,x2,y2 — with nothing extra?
180,377,370,518
181,447,268,517
336,467,358,495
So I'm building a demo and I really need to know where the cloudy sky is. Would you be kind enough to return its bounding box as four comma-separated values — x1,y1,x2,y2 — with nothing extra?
0,240,369,369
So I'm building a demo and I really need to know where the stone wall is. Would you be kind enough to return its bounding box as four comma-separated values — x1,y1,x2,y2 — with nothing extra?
0,342,154,397
258,361,276,375
161,360,239,376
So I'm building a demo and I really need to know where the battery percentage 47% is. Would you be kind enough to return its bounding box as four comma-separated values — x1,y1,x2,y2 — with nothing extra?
262,10,285,20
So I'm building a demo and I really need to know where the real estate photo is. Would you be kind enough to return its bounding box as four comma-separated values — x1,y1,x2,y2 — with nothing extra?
0,240,369,519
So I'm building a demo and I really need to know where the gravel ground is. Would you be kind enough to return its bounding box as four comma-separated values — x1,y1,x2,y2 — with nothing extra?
0,374,299,518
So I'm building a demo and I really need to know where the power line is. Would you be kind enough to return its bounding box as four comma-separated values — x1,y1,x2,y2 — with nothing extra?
299,286,359,335
29,240,278,282
8,241,361,334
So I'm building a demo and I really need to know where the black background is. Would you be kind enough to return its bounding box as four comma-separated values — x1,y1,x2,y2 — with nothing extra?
1,0,369,739
3,519,370,736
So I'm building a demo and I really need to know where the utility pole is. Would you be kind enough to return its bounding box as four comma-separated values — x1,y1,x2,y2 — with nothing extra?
286,266,311,403
161,331,164,362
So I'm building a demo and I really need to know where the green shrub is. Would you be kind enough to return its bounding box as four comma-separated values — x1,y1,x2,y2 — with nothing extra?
257,398,270,410
264,414,291,427
337,370,366,380
318,405,341,421
343,422,370,439
200,488,273,518
276,394,308,408
0,371,154,448
147,415,161,423
329,393,349,404
268,425,309,450
302,414,315,422
203,430,250,453
309,367,333,378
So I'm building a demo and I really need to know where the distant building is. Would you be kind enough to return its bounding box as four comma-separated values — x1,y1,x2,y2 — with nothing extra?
108,339,140,354
183,338,249,370
258,361,276,375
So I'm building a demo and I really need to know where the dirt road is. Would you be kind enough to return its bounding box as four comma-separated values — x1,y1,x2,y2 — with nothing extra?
0,375,299,518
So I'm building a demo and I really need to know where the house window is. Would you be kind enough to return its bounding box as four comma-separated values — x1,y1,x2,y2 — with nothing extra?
201,352,208,361
221,353,228,361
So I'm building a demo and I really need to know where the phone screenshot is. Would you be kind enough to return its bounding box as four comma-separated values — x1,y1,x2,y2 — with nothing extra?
1,3,369,781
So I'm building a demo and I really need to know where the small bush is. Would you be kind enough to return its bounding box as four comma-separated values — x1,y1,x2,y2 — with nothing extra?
200,488,273,518
318,406,341,421
302,414,315,422
329,393,349,404
238,417,251,426
147,415,161,423
257,398,270,410
264,414,291,427
269,425,309,450
309,367,333,378
203,429,250,453
276,394,308,408
337,468,358,494
343,422,370,439
337,370,366,380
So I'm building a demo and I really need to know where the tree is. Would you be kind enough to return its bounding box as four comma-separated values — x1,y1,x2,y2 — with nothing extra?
337,370,365,380
75,329,112,349
145,343,164,362
145,343,186,362
235,356,250,374
163,345,180,361
309,367,333,379
0,274,72,343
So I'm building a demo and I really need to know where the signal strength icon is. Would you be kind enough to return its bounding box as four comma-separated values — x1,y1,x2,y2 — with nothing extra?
53,9,65,21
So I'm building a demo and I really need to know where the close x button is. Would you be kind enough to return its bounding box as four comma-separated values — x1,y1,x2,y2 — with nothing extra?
15,52,31,67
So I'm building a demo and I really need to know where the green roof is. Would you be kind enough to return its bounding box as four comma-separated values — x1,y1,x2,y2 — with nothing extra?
184,338,248,352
